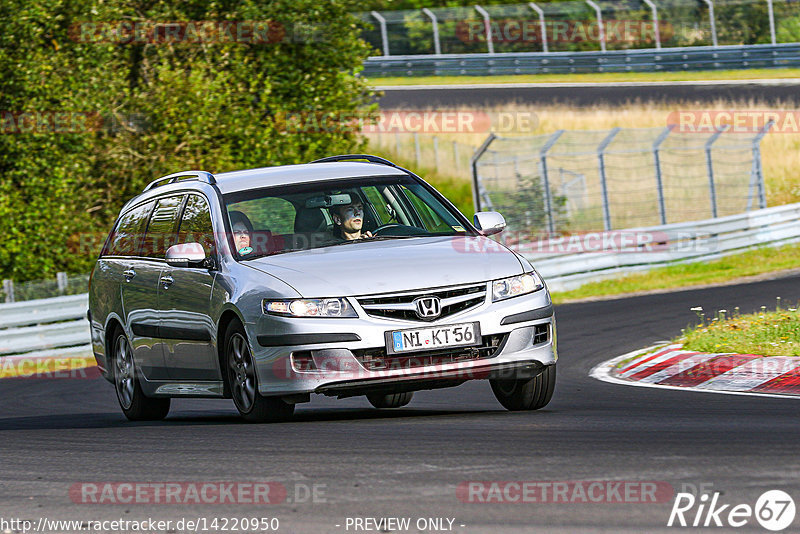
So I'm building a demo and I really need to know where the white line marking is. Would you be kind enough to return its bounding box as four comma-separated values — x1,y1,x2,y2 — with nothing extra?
590,346,800,400
375,79,800,91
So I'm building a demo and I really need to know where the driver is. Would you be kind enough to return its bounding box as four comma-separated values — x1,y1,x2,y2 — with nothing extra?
329,192,373,241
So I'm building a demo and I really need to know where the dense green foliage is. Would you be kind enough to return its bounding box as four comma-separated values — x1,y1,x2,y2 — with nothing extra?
0,0,374,281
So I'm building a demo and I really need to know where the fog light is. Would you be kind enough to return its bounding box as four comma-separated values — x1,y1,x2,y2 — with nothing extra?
291,352,317,371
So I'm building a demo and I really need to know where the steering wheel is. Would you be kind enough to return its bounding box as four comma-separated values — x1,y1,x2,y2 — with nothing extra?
372,223,404,236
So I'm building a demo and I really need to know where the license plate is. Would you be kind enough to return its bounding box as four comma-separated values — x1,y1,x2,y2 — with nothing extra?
385,322,481,355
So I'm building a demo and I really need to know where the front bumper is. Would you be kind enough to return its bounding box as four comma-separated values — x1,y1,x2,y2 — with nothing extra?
246,288,556,396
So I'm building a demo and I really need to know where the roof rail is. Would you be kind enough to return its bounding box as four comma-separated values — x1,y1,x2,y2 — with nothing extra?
309,154,399,168
143,170,215,193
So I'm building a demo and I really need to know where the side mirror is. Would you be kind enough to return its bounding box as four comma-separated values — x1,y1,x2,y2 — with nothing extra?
473,211,506,236
166,242,206,268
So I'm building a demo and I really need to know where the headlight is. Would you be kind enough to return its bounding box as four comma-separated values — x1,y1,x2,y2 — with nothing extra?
492,272,543,302
263,298,357,318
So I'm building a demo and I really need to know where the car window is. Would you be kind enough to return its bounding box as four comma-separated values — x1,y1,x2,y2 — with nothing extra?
142,195,184,259
228,197,296,234
105,201,153,257
177,194,215,257
399,185,456,233
222,175,473,259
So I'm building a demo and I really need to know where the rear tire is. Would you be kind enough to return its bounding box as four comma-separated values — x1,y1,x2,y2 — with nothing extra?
225,322,294,423
112,328,170,421
367,391,414,409
490,365,556,411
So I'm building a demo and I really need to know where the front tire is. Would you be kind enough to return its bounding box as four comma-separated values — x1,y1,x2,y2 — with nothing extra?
490,365,556,411
225,322,294,423
367,391,414,409
112,328,170,421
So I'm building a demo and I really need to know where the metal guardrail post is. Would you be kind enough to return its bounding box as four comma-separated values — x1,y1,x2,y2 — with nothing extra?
394,132,400,155
705,124,728,218
702,0,718,47
767,0,776,45
751,120,773,210
540,130,564,235
57,272,68,294
641,0,661,50
433,136,440,170
2,279,14,303
474,5,495,54
453,141,459,168
422,8,442,55
585,0,606,52
371,11,390,56
652,125,674,225
528,2,548,53
597,128,620,230
471,133,497,213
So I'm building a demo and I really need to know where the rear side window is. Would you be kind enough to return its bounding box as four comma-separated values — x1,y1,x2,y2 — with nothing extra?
142,195,184,258
177,194,215,257
105,201,153,257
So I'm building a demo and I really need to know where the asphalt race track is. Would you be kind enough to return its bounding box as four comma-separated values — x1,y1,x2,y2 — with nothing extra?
377,80,800,108
2,275,800,532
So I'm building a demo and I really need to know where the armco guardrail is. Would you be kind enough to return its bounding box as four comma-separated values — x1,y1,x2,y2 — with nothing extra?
363,43,800,77
522,202,800,291
0,293,91,357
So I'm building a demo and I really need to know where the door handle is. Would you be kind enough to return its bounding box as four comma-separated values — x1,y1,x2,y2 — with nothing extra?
160,275,174,289
123,269,136,282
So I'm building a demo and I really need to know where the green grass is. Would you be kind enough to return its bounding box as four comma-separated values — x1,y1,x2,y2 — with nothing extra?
551,242,800,303
369,68,800,86
679,304,800,357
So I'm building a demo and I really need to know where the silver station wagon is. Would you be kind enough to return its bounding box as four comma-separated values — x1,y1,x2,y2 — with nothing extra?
88,155,557,422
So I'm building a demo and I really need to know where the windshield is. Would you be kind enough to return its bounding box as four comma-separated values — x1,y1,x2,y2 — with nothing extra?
223,174,474,259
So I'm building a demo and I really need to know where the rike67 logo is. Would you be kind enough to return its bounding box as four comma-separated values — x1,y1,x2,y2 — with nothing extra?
668,490,796,531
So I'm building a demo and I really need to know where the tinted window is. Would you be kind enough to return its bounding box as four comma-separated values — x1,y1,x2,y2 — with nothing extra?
230,197,296,235
177,194,215,256
105,202,153,257
142,195,184,258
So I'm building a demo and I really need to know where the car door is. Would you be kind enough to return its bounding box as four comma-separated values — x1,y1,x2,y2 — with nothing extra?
159,193,219,380
125,194,184,380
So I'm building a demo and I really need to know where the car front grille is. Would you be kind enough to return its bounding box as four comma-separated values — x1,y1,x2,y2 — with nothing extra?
356,283,487,322
353,333,507,371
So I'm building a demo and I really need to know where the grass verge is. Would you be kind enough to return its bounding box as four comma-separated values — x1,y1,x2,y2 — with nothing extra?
678,303,800,357
551,242,800,304
369,68,800,86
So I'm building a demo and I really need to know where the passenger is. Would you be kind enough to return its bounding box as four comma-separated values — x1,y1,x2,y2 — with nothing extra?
329,193,373,241
229,210,254,255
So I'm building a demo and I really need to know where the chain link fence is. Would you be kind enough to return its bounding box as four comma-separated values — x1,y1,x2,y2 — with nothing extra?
1,273,90,303
472,124,772,233
358,0,800,56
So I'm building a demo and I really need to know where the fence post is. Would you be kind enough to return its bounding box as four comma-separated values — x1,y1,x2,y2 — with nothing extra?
642,0,661,49
422,8,442,55
414,132,421,167
2,279,14,303
540,130,564,235
371,11,390,56
528,2,548,53
652,125,674,225
702,0,718,47
597,127,620,230
471,133,497,213
585,0,606,52
57,272,68,294
474,5,495,54
750,120,773,210
767,0,776,45
705,124,728,218
433,136,440,170
453,141,459,170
